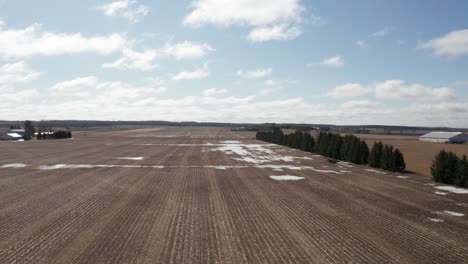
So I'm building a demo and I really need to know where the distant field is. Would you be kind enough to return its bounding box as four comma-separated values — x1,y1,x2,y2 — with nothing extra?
0,127,467,263
355,133,468,177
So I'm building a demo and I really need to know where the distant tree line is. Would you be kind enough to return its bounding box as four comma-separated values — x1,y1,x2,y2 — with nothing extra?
256,130,406,172
431,150,468,188
37,130,72,140
256,129,315,152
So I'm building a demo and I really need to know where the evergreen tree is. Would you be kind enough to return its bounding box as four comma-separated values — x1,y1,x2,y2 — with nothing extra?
359,141,369,165
368,142,383,168
431,150,459,184
392,148,406,172
454,155,468,188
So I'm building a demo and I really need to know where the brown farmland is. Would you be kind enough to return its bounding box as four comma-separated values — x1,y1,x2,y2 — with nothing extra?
355,133,468,177
0,127,468,263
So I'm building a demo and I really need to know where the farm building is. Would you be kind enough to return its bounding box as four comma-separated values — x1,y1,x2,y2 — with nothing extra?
0,132,24,141
419,132,468,144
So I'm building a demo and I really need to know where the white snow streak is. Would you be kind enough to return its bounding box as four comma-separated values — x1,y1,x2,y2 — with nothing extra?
270,175,305,181
434,186,468,194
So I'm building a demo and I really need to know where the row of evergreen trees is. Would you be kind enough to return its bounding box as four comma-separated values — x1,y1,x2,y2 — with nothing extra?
315,132,369,164
368,141,406,172
256,130,406,172
431,150,468,188
37,131,72,140
256,129,315,152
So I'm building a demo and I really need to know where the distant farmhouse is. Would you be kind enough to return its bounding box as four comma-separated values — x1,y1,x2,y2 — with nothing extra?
419,132,468,144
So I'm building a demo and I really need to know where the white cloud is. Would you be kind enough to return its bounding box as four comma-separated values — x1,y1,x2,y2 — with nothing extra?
341,100,379,109
183,0,305,42
173,63,210,80
162,41,214,60
418,29,468,58
373,27,391,37
0,23,128,58
97,0,149,23
0,61,41,87
375,80,455,100
0,18,5,28
48,76,166,101
246,24,301,43
50,76,99,92
410,102,468,113
321,55,344,67
356,40,368,48
203,88,227,96
453,81,468,87
328,83,370,99
237,67,272,79
183,0,304,27
102,48,158,71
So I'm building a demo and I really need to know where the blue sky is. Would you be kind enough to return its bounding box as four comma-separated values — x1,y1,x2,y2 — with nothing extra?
0,0,467,127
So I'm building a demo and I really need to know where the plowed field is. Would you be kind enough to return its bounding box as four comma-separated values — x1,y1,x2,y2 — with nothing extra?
0,127,467,263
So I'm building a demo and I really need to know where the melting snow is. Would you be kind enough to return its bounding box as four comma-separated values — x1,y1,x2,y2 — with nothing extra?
428,218,444,223
1,163,28,168
397,176,410,179
434,186,468,194
364,169,387,174
336,161,355,168
115,157,144,161
442,210,465,217
434,191,448,196
270,175,305,181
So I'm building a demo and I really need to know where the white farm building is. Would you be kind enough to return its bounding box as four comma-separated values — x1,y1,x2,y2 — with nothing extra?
419,132,468,144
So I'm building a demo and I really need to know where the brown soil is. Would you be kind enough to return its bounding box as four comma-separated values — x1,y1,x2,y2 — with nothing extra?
0,127,467,263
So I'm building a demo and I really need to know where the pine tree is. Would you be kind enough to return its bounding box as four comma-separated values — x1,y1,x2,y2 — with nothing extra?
359,141,369,165
454,155,468,188
368,142,383,168
380,145,394,171
392,148,406,172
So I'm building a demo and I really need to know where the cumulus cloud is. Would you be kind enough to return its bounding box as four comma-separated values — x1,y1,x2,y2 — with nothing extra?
372,27,391,37
341,100,379,109
328,83,370,98
183,0,305,42
0,61,41,87
50,76,99,92
418,29,468,58
453,80,468,87
237,67,272,79
246,24,301,43
374,80,455,100
48,76,166,101
203,88,227,96
173,63,210,80
356,40,368,48
102,48,158,71
321,55,344,67
97,0,149,23
161,41,214,60
0,23,128,58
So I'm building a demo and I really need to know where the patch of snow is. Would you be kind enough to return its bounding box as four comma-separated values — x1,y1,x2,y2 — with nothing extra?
434,191,448,196
115,157,144,161
220,140,241,144
38,164,68,170
442,210,465,217
364,169,387,174
397,175,410,179
340,170,352,173
428,218,444,223
336,161,355,167
434,186,468,194
273,168,284,172
1,163,28,168
270,175,305,181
